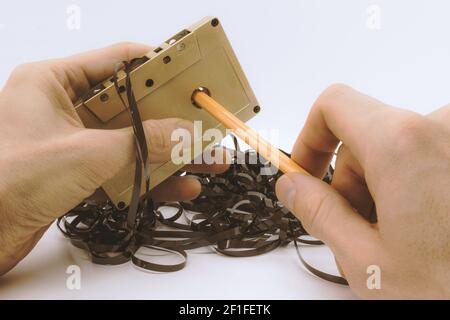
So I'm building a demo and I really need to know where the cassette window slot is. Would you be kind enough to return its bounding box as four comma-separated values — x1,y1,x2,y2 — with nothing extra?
165,29,191,45
74,17,259,207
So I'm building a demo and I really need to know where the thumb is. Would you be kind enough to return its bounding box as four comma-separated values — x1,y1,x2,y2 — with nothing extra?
78,117,194,186
275,173,379,260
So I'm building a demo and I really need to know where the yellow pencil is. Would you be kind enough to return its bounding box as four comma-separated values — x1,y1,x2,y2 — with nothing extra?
192,90,310,175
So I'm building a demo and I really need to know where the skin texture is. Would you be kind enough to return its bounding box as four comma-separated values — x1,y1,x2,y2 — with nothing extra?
0,43,229,276
0,44,448,299
275,84,450,299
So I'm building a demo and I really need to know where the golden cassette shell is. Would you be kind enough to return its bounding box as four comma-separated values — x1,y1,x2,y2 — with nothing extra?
75,17,259,208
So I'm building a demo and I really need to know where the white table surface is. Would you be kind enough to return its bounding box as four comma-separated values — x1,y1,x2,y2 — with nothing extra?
1,0,449,299
0,222,355,300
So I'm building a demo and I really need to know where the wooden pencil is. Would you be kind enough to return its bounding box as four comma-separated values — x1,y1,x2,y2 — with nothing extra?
192,91,310,175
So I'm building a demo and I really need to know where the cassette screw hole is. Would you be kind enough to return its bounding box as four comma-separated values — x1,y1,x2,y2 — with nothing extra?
163,56,171,64
211,18,219,27
253,106,261,113
145,79,154,87
100,93,109,102
117,202,126,210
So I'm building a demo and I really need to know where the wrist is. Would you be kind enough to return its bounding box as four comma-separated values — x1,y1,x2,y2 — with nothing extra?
0,182,48,275
0,223,48,276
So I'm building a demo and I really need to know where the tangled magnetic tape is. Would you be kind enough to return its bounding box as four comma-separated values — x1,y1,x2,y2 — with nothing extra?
60,17,348,285
59,65,346,284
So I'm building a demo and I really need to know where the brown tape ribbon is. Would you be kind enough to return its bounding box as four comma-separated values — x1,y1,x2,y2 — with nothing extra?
58,63,348,285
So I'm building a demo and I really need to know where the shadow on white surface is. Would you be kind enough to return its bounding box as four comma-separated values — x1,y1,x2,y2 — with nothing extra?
0,223,356,299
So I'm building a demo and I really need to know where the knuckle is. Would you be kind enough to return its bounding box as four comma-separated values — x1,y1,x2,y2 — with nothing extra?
110,42,149,60
390,113,431,154
8,61,52,85
113,41,135,48
111,41,135,54
312,83,355,113
395,113,428,134
145,120,173,151
10,63,37,80
298,189,330,239
319,83,353,101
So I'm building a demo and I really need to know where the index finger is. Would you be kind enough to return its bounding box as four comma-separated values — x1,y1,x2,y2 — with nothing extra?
53,42,151,101
291,84,389,177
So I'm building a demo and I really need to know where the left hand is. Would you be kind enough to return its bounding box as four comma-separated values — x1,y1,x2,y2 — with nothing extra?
0,42,228,275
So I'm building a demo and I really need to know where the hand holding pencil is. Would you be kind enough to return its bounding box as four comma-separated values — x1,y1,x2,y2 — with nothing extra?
193,85,450,299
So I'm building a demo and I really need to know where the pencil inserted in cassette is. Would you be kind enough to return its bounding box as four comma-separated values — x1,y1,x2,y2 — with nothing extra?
74,17,260,208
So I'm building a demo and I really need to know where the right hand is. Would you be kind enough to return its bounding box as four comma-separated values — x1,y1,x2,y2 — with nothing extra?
275,84,450,299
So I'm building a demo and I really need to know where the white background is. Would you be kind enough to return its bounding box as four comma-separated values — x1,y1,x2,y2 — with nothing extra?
0,0,449,299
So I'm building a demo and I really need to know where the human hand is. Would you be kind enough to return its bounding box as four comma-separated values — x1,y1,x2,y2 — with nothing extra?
275,84,450,299
0,43,228,275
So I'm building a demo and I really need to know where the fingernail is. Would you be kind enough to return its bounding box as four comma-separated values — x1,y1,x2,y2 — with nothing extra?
276,174,297,211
